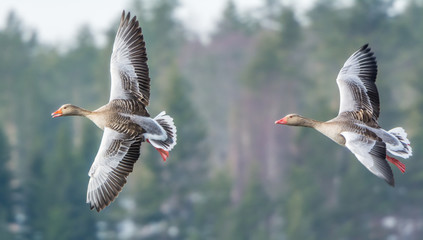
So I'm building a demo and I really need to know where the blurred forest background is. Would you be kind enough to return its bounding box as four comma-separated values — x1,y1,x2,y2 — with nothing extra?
0,0,422,239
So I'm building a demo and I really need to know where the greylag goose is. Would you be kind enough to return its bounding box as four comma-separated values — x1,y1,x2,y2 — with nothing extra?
275,44,412,186
51,11,177,211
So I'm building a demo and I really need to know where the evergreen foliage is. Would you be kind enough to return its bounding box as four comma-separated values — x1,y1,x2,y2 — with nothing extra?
0,128,13,238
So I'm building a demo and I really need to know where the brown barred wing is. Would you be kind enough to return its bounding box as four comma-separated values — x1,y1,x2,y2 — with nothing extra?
336,44,379,121
86,127,142,212
109,11,150,105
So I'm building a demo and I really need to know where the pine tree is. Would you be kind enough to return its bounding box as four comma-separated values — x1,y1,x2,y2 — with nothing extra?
214,0,246,37
0,128,13,238
190,169,233,239
229,165,272,240
26,124,96,240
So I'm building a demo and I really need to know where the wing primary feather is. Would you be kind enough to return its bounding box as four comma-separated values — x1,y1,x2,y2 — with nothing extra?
336,44,380,120
109,11,151,104
369,141,394,186
87,129,142,211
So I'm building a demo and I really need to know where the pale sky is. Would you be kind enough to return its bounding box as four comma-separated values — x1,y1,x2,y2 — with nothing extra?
0,0,408,47
0,0,272,46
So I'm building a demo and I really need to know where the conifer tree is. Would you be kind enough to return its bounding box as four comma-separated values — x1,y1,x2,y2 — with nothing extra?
0,128,13,238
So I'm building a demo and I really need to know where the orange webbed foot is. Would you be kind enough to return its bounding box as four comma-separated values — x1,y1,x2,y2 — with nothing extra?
387,155,406,173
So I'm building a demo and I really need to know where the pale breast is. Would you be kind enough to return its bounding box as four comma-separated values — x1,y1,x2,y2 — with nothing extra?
315,122,347,145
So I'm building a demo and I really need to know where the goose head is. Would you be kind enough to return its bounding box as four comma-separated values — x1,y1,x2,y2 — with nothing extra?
51,104,84,118
275,114,307,126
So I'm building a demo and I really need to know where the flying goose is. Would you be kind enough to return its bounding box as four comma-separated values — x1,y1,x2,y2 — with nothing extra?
51,11,177,211
275,44,412,186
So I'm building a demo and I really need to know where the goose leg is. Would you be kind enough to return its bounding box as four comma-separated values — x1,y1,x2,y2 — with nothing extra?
386,155,406,173
155,147,169,162
146,139,169,161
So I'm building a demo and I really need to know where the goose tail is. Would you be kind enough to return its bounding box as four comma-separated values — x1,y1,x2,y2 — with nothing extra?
387,127,412,158
148,111,177,151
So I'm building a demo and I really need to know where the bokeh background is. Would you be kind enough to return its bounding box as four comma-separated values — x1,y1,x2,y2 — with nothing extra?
0,0,422,239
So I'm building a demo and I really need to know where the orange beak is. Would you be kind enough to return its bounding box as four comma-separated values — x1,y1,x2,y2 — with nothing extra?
275,117,287,125
51,108,63,118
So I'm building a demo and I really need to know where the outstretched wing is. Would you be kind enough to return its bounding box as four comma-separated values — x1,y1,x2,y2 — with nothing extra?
86,127,142,212
109,11,150,105
341,131,394,186
336,44,379,121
